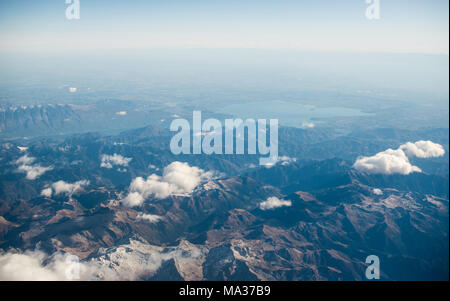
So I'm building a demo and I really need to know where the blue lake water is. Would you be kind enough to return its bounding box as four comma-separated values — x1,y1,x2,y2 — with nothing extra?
216,100,373,128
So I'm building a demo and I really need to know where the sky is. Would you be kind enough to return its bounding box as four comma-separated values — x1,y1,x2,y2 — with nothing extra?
0,0,448,54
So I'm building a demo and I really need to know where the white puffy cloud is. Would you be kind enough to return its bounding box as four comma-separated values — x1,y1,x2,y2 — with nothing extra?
17,165,53,180
121,162,215,207
0,249,116,281
353,140,445,175
40,188,53,198
100,154,132,169
15,155,53,180
42,180,89,197
372,188,383,195
399,141,445,158
353,148,421,175
17,146,28,152
148,164,159,171
15,154,35,165
136,213,163,223
0,250,84,281
259,197,292,210
122,192,145,207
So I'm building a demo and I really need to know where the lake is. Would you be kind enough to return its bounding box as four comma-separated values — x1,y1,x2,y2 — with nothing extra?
216,100,373,128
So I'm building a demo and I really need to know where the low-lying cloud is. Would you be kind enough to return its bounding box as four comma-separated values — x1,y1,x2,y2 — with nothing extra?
41,180,89,198
279,156,297,166
0,238,204,281
100,154,132,169
17,146,28,152
353,140,445,175
259,197,292,210
372,188,383,195
121,162,215,207
136,213,163,223
15,154,53,180
301,122,315,129
263,155,297,168
0,250,81,281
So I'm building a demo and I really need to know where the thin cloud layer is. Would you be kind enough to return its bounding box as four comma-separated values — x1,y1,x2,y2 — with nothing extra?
121,162,214,207
100,154,132,169
15,155,53,180
353,140,445,175
259,197,292,210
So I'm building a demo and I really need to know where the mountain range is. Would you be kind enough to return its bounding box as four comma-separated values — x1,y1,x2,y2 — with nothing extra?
0,120,448,280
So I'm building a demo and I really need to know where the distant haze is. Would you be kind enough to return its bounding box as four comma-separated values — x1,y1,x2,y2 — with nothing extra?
0,0,448,54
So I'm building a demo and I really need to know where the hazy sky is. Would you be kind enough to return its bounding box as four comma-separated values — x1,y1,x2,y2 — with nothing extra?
0,0,448,54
